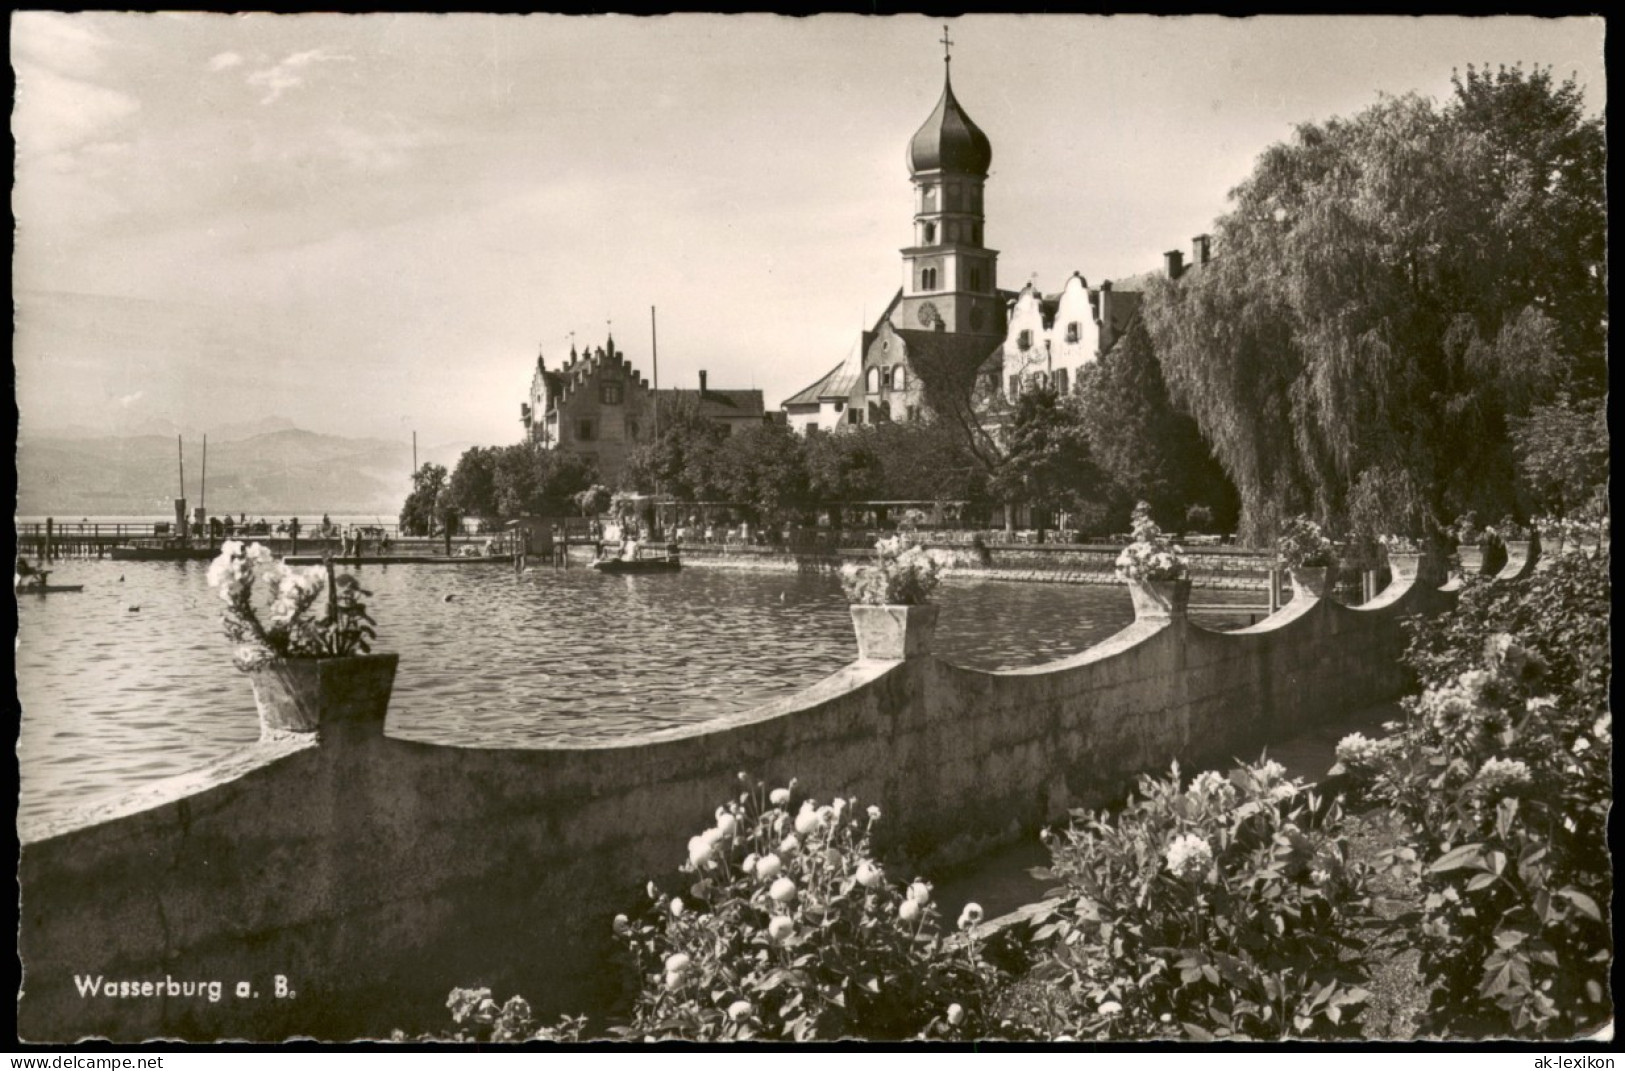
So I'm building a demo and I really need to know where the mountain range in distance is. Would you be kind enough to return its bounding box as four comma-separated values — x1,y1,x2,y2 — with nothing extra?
16,421,478,518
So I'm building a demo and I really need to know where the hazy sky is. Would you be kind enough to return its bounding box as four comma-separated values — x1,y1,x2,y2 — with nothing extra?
12,13,1605,450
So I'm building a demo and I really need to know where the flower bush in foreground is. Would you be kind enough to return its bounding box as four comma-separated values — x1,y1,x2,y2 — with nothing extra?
1276,515,1336,569
609,777,1001,1040
840,536,946,606
1115,501,1190,582
1336,572,1612,1037
206,540,377,671
1025,759,1376,1040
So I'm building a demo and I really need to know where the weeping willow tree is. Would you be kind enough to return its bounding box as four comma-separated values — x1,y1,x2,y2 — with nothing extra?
1144,66,1604,542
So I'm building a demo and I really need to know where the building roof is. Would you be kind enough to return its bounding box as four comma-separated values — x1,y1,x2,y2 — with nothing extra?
656,388,766,421
907,66,992,177
782,359,852,408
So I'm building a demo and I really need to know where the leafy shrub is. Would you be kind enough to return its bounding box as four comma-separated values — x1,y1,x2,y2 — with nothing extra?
395,989,588,1042
1114,501,1190,582
1402,550,1608,712
840,536,945,606
1335,615,1611,1036
609,777,1000,1040
1025,760,1377,1040
1277,515,1336,568
206,541,377,670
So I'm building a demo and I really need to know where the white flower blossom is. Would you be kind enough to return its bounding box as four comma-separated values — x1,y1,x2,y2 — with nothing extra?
769,877,797,903
728,1000,754,1021
664,953,690,975
946,1004,965,1026
755,854,782,881
899,899,921,923
1165,833,1214,881
867,805,882,822
1475,756,1533,795
767,915,794,941
769,788,791,806
856,862,883,889
908,881,932,905
669,897,685,918
958,903,984,930
1098,1001,1123,1017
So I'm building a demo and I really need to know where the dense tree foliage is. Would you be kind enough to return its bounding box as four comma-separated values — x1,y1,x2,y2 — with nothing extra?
445,446,499,519
988,386,1109,538
1510,395,1607,520
1142,65,1604,541
443,443,598,521
399,463,447,536
712,422,813,526
621,395,730,502
1074,317,1239,533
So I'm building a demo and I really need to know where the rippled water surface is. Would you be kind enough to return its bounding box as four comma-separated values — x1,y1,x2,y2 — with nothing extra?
16,561,1262,822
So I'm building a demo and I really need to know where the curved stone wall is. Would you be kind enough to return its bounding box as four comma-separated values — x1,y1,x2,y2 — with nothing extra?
18,556,1484,1041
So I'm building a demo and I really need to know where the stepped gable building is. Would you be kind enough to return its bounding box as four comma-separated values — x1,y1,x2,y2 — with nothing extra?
997,234,1213,399
521,335,764,484
782,41,1014,435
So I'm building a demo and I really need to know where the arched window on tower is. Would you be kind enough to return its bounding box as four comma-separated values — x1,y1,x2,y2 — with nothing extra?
921,267,938,291
923,221,937,244
892,365,907,390
866,367,880,394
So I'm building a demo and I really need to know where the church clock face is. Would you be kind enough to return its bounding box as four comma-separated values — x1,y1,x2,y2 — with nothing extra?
917,301,941,328
968,302,986,330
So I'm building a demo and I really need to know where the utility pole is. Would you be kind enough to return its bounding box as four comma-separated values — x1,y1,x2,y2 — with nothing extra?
412,431,418,476
650,305,660,438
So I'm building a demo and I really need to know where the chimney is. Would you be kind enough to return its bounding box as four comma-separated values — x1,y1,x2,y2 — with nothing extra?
1192,233,1211,266
1164,249,1184,279
699,370,708,394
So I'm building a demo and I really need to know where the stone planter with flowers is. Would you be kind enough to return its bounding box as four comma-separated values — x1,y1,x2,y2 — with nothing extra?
1115,501,1191,620
840,536,946,660
207,540,394,741
1276,514,1337,601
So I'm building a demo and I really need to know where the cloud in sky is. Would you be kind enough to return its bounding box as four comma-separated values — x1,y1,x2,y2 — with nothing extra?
12,62,141,160
245,47,354,104
207,50,243,71
119,391,145,408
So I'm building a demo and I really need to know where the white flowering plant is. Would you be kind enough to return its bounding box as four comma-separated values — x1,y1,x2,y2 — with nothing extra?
1024,758,1376,1040
840,536,945,606
1378,533,1421,555
1276,515,1336,569
1114,501,1190,582
1341,588,1612,1037
206,540,377,671
605,777,1006,1041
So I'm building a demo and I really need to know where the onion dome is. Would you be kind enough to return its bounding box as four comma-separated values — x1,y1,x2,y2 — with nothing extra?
907,69,992,177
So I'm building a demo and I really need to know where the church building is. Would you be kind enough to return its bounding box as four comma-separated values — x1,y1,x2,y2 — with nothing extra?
782,38,1217,431
782,40,1013,434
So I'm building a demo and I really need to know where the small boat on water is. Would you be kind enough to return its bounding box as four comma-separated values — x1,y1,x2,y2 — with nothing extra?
590,553,681,575
16,583,85,594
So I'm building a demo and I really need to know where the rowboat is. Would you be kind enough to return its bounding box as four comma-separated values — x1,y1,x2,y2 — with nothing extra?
15,583,84,594
590,556,681,575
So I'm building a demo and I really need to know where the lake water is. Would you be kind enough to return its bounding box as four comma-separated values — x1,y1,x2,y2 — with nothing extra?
15,561,1263,824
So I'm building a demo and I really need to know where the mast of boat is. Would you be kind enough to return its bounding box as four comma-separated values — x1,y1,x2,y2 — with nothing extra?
650,304,662,536
177,435,186,543
201,434,207,521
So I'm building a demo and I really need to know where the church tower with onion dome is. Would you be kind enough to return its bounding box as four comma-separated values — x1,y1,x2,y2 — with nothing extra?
896,28,1003,339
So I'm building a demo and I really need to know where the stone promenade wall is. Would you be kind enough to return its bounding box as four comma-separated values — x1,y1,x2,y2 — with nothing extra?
680,541,1275,589
19,549,1530,1042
